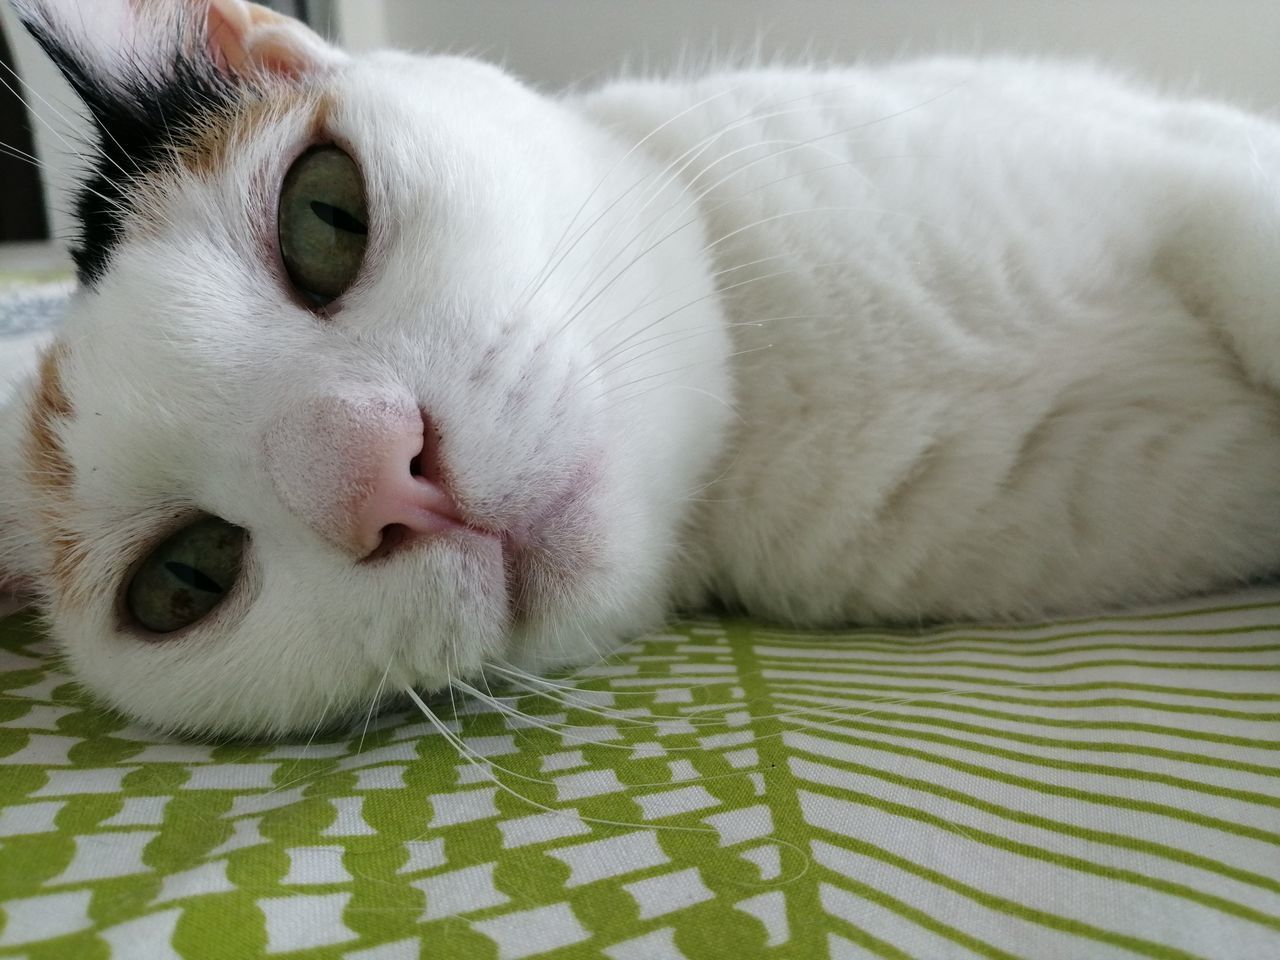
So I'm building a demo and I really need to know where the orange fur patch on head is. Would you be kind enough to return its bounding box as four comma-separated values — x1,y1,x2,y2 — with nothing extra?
25,344,74,494
178,88,331,179
24,344,93,602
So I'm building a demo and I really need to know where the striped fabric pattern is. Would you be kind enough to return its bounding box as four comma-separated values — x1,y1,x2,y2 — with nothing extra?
1,588,1278,958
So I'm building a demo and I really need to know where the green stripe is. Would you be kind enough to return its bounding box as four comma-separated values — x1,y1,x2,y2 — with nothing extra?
784,716,1280,841
753,622,1280,648
754,638,1280,657
757,654,1280,674
824,915,918,960
781,706,1280,781
819,875,1019,960
801,774,1280,933
791,750,1280,897
760,667,1280,698
809,834,1207,960
763,678,1280,720
773,691,1280,751
744,597,1280,636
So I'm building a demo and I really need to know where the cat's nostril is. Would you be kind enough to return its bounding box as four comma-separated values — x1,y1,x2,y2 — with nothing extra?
364,523,411,564
350,411,473,562
414,410,444,484
265,396,470,559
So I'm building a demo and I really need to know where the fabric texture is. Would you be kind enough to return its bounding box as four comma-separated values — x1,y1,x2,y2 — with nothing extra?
1,275,1278,959
3,593,1280,959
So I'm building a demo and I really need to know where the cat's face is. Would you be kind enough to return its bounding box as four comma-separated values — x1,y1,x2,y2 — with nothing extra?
0,0,730,736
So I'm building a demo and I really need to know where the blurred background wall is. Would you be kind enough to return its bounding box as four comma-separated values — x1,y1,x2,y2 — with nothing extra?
3,0,1279,252
332,0,1280,108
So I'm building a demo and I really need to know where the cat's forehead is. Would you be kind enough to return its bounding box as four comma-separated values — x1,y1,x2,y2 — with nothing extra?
179,87,330,179
91,85,333,273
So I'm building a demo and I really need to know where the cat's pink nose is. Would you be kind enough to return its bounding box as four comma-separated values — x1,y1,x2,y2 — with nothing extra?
263,395,472,559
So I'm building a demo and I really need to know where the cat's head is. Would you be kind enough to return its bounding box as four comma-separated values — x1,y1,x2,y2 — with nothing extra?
0,0,730,737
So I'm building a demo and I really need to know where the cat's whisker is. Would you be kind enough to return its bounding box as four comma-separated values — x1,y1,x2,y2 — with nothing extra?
611,87,960,258
574,622,614,667
485,665,730,729
547,129,782,316
0,134,134,221
557,203,926,353
551,83,964,329
451,678,755,753
424,694,582,793
584,326,734,385
588,255,872,390
409,685,806,864
0,59,142,192
489,660,707,698
269,704,333,793
497,657,1019,736
460,673,1001,763
535,81,915,330
577,248,815,367
0,138,50,169
451,678,684,750
585,314,810,393
556,78,905,272
508,83,751,323
583,303,847,390
404,685,564,804
553,137,860,323
356,659,395,754
662,382,739,418
603,363,766,417
668,438,751,506
530,84,862,307
0,135,137,219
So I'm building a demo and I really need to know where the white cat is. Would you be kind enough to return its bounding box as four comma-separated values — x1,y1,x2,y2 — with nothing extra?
2,0,1279,737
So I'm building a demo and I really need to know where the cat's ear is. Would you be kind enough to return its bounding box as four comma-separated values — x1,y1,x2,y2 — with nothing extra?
15,0,347,283
11,0,343,91
205,0,343,78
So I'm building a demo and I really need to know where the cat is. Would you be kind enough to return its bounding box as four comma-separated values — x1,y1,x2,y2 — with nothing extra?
2,0,1280,738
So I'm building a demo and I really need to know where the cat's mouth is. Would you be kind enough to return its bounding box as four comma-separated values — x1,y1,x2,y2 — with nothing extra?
364,420,602,624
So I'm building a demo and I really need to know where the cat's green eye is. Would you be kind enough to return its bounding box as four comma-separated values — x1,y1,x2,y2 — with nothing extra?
127,518,246,634
278,145,369,306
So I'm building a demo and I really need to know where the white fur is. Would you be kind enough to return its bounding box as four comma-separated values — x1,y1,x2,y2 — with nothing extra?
3,2,1280,735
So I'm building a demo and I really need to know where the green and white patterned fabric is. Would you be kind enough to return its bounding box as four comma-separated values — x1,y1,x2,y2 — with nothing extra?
3,591,1280,959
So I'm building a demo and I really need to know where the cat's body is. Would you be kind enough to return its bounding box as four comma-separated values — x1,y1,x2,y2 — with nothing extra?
2,0,1279,735
579,63,1280,625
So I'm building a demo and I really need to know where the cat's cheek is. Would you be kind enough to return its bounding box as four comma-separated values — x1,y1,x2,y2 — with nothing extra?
501,465,605,623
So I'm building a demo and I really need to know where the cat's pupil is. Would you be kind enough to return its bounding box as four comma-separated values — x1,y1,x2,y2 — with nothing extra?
164,561,225,595
310,200,367,236
126,518,246,634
